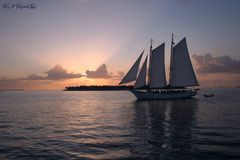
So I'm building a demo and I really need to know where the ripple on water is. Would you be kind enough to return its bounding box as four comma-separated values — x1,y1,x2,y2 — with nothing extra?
0,90,240,159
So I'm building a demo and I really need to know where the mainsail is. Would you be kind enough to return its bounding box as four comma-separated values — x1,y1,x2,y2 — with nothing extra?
169,38,199,87
149,43,167,88
134,55,148,89
119,51,144,85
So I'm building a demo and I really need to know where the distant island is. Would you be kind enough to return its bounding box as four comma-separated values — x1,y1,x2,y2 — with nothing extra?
64,85,133,91
1,89,24,91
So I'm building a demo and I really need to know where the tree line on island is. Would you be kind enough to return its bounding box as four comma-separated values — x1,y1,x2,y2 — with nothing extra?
64,85,133,91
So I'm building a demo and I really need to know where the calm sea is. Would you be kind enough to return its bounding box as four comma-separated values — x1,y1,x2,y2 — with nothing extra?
0,88,240,160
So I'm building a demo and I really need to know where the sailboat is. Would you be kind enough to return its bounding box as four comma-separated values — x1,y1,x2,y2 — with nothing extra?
119,34,199,100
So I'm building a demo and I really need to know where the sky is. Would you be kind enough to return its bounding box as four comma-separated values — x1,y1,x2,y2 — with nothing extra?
0,0,240,90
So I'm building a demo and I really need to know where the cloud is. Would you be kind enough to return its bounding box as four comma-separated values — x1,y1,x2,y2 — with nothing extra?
192,54,240,74
117,71,125,77
20,65,83,80
0,65,84,90
85,64,111,78
46,64,83,80
1,64,116,82
110,71,125,81
0,64,84,82
23,74,46,80
0,64,123,90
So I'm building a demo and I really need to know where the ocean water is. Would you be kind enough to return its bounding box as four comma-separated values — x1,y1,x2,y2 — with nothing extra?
0,88,240,160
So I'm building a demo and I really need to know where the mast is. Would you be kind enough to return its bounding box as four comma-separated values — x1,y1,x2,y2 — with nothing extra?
169,33,174,86
148,39,153,87
171,33,174,54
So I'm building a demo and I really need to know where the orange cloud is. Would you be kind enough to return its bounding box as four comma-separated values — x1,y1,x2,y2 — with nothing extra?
85,64,111,78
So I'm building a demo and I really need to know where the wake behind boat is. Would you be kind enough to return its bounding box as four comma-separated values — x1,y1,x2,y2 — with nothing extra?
119,34,199,100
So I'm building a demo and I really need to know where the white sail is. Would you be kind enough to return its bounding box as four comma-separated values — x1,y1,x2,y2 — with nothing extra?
134,55,148,89
149,43,167,88
169,38,199,87
119,51,144,85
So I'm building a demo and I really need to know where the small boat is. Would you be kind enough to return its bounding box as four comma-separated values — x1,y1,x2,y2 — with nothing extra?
119,34,199,100
204,94,214,98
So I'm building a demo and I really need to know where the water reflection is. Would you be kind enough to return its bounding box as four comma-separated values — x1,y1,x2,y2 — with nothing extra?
1,90,239,159
131,99,198,159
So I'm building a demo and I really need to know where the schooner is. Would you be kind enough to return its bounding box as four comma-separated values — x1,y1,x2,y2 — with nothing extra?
119,34,199,100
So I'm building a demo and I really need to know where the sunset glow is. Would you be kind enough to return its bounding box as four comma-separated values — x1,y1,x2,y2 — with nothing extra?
1,0,240,90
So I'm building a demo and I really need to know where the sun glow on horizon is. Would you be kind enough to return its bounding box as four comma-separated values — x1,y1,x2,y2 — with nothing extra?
1,0,240,90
